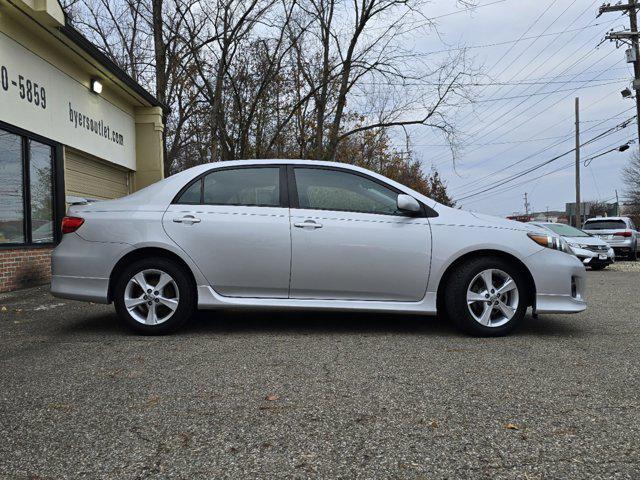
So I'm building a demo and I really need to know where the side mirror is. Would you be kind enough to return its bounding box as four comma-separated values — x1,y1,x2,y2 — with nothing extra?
397,194,421,214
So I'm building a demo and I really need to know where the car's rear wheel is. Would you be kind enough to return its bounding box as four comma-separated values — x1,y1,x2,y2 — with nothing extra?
629,243,638,261
444,257,528,337
113,257,195,334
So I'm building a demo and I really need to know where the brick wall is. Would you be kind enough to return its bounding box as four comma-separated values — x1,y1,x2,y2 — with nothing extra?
0,246,53,293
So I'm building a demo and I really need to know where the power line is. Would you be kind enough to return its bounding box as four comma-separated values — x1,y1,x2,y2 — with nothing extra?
460,137,633,205
408,23,609,57
359,76,630,87
444,35,620,151
431,0,509,20
429,1,609,150
453,117,636,201
426,14,624,164
437,97,635,187
452,117,632,200
431,51,622,167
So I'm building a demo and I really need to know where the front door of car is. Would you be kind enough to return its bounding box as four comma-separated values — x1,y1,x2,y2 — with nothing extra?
288,166,432,301
163,166,291,298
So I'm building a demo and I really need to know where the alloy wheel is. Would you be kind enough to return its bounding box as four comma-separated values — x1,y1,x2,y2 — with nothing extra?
466,268,519,328
124,269,180,325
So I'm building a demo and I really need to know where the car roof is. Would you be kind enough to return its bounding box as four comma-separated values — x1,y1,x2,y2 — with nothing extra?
77,159,445,212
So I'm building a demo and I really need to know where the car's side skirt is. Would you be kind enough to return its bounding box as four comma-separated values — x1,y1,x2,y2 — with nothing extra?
197,286,438,314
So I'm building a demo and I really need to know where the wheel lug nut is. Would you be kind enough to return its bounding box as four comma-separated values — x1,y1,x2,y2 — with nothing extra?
147,289,152,293
154,298,159,303
485,293,490,298
147,301,152,305
154,291,159,295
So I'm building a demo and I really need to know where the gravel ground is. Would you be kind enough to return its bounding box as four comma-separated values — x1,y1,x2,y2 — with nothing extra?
1,270,639,479
608,260,640,272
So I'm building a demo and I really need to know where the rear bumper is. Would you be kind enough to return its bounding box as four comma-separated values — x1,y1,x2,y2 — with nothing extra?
51,275,110,303
607,239,633,249
50,233,129,304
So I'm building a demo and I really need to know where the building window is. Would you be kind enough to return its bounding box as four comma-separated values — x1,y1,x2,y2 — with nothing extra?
29,140,55,243
0,128,56,245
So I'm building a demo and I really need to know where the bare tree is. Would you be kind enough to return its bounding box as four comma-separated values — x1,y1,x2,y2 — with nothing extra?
62,0,477,195
623,150,640,215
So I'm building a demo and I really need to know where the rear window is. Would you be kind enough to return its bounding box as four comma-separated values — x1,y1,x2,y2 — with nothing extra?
583,220,626,230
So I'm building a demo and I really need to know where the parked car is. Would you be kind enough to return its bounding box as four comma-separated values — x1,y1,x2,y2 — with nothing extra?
529,222,614,270
582,217,639,261
51,160,586,337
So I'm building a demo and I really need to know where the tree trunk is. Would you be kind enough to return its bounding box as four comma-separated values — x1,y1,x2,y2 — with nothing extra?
152,0,170,176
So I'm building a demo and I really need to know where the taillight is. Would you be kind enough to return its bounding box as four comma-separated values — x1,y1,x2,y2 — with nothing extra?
61,216,84,234
614,231,632,237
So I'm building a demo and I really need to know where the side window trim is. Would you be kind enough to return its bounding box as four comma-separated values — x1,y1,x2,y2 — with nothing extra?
173,165,288,207
287,165,436,218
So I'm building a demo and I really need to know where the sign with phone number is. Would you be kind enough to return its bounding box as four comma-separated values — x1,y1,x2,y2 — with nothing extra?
0,32,136,170
0,65,47,109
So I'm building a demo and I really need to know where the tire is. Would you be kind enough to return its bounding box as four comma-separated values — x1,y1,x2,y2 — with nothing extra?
113,257,196,335
443,256,528,337
629,243,638,261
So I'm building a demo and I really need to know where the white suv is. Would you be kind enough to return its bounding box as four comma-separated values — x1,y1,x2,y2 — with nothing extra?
582,217,639,261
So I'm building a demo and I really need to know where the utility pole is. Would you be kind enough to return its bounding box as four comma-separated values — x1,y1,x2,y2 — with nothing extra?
523,192,530,217
615,189,620,216
600,0,640,143
575,97,581,228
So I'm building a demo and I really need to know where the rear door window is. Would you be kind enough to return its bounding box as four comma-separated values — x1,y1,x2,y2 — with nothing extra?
177,167,281,207
583,220,626,230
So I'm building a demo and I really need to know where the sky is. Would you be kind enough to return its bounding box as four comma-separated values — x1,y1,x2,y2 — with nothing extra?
401,0,635,216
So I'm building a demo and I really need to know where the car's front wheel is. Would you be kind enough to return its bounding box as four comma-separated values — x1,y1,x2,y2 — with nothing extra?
113,257,195,334
444,257,528,337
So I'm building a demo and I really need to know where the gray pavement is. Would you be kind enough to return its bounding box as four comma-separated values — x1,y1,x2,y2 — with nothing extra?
1,269,639,479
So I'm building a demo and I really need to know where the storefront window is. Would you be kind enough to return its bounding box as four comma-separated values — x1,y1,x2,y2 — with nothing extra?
29,141,54,243
0,130,24,244
0,127,56,245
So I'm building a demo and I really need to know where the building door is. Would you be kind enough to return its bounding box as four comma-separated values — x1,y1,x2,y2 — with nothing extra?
64,148,130,200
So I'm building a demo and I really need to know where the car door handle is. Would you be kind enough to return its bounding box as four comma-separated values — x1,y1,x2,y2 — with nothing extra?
294,220,323,229
173,215,201,225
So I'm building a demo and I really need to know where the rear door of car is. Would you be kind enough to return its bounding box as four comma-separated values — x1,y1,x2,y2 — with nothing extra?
287,165,432,302
163,165,291,298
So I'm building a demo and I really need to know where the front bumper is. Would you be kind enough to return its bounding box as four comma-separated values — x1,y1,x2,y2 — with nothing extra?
571,246,615,266
526,248,587,314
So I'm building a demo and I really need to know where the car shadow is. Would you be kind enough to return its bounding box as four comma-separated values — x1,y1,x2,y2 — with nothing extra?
57,308,585,339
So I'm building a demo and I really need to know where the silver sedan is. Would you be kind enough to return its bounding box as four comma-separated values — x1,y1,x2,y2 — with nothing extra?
529,222,615,270
51,160,586,336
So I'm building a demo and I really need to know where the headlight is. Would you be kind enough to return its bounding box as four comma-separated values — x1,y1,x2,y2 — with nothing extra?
527,233,574,254
571,243,590,249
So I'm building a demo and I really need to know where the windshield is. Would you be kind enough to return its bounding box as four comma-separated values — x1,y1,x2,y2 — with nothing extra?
544,223,590,237
583,220,626,231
